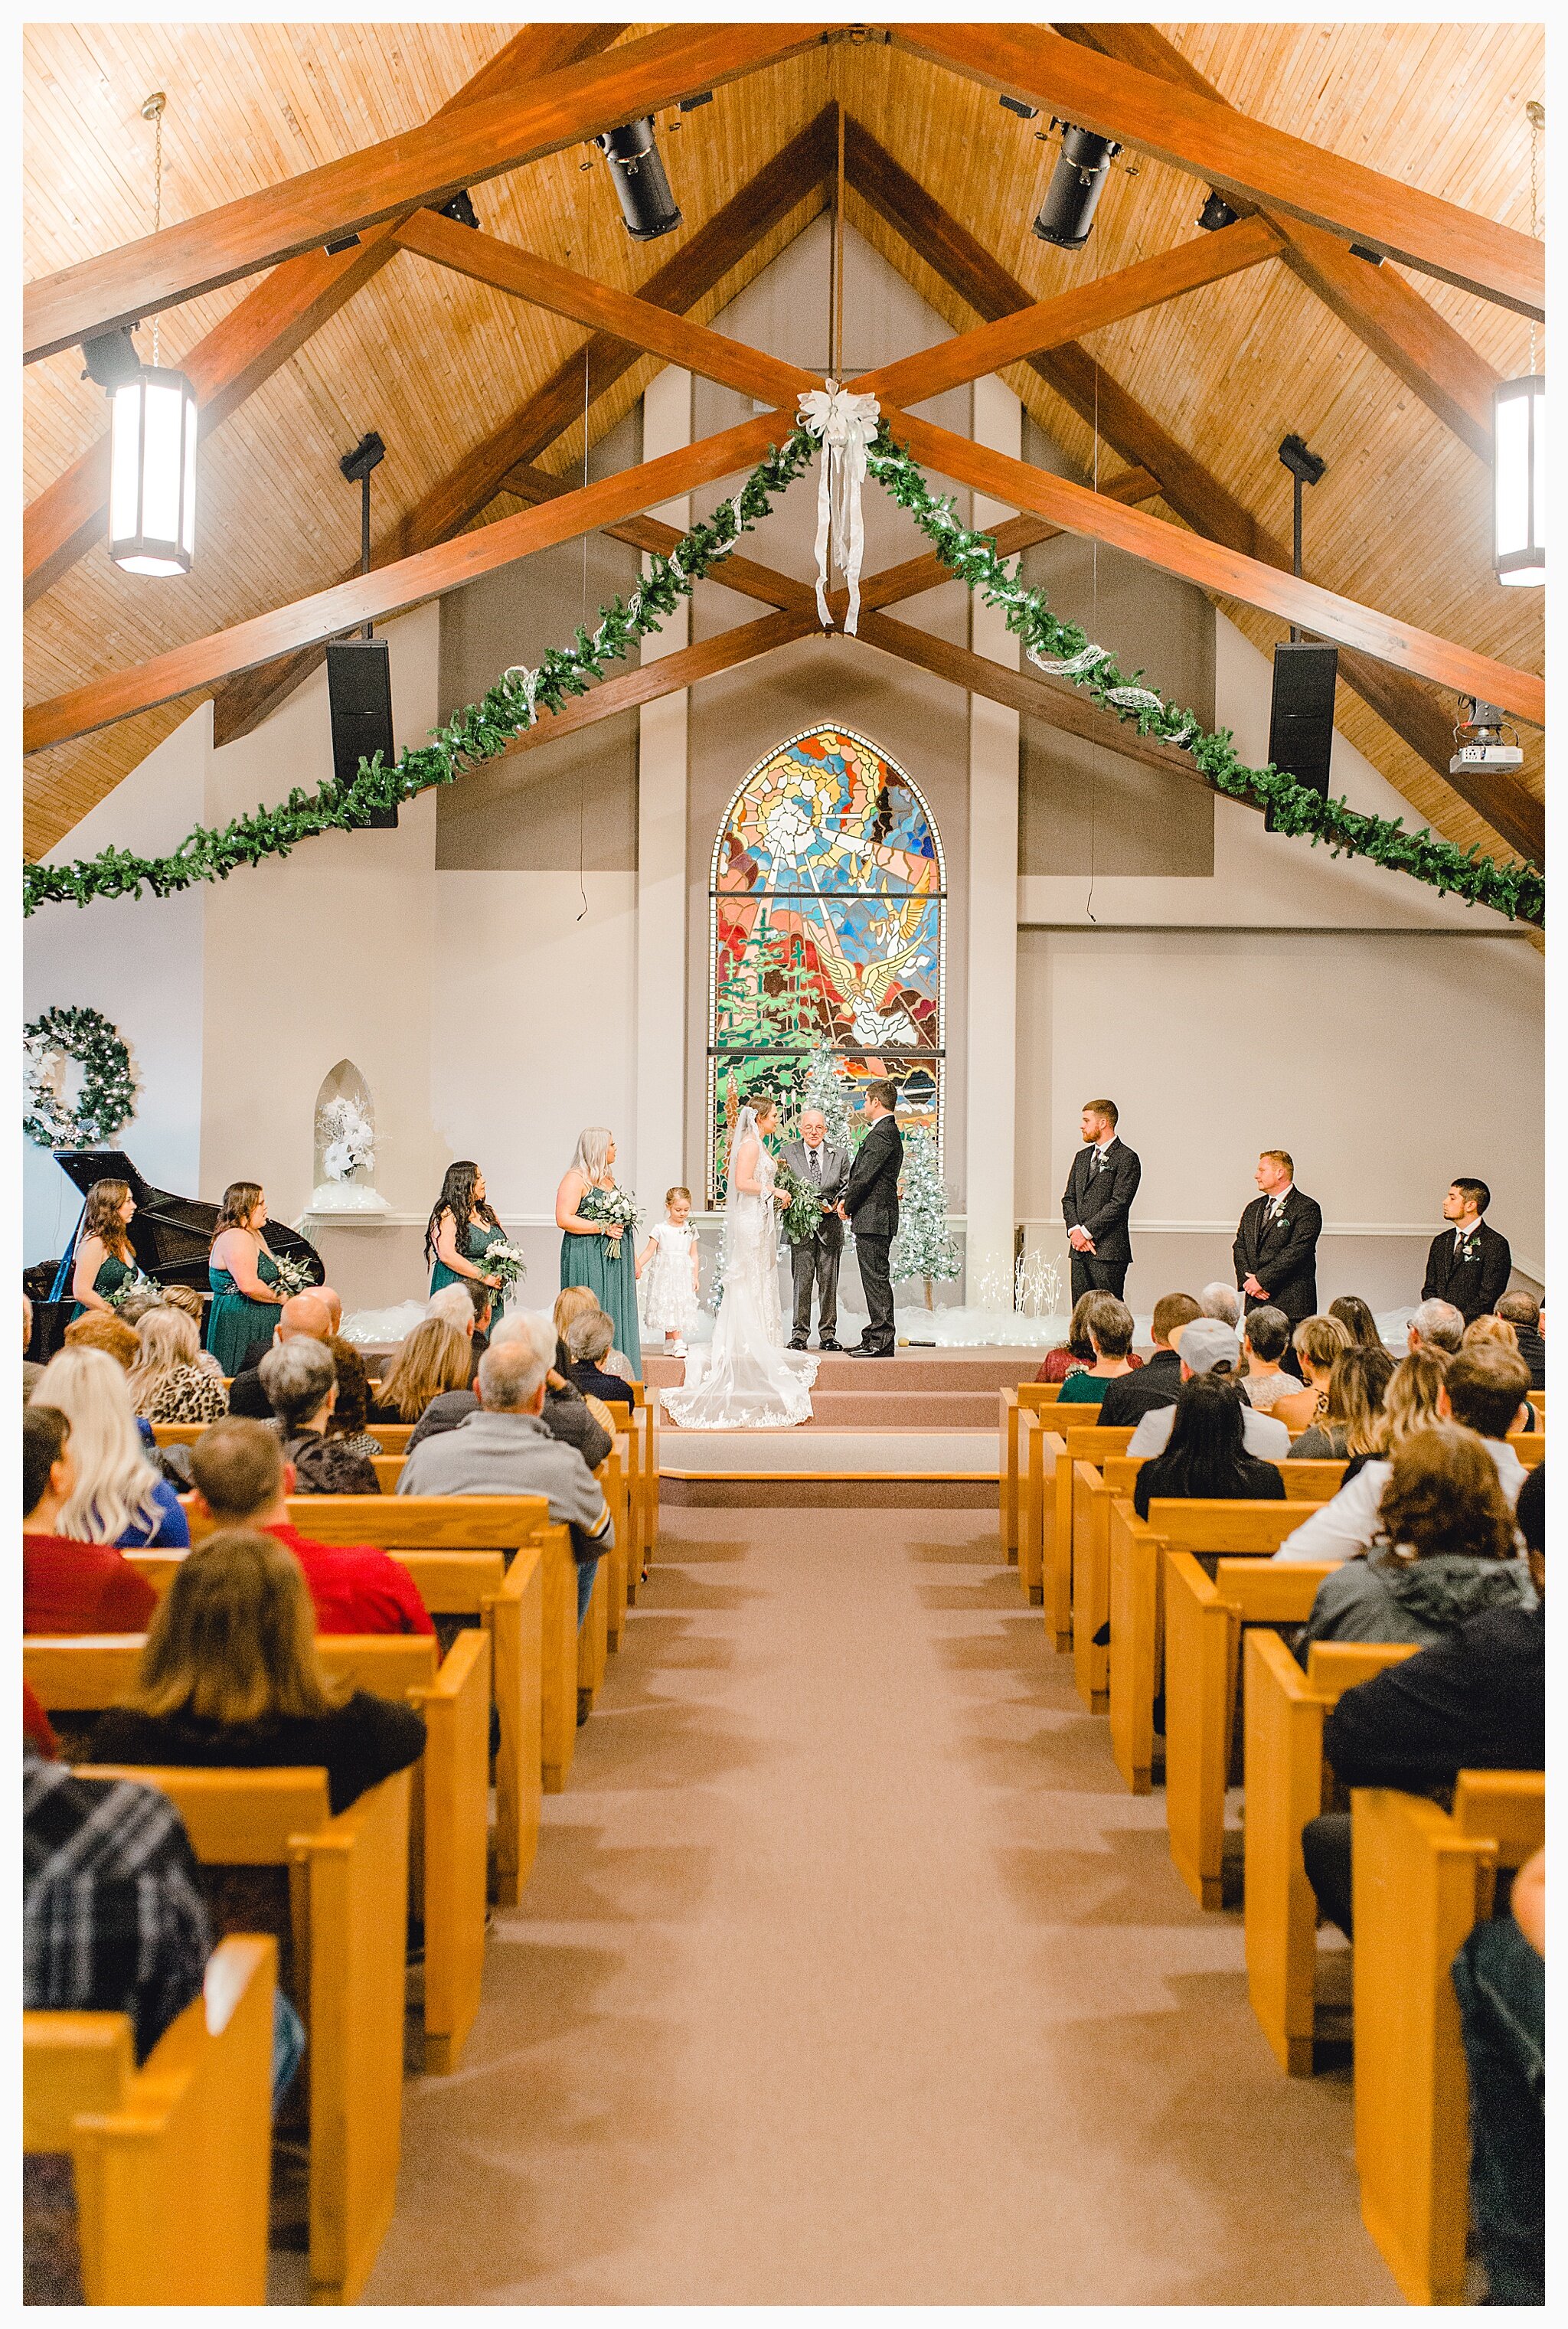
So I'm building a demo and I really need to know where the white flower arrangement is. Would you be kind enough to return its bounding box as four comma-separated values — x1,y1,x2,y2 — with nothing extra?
479,1237,528,1295
317,1096,376,1183
578,1184,644,1256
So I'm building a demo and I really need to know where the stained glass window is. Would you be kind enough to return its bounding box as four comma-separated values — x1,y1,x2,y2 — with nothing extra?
707,725,945,1200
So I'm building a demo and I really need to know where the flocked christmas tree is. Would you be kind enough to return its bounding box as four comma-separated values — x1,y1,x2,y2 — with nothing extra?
890,1130,961,1308
799,1047,857,1154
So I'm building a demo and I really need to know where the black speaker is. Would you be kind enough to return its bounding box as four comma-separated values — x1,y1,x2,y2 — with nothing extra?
1266,641,1338,825
326,637,398,829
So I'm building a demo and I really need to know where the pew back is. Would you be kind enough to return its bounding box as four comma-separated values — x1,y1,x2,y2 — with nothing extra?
484,1543,543,1903
1057,1429,1136,1701
408,1627,492,2073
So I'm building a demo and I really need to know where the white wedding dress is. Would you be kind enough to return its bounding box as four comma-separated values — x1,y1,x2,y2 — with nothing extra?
662,1109,818,1429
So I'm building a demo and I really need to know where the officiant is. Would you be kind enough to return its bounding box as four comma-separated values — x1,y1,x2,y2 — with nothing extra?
782,1109,850,1354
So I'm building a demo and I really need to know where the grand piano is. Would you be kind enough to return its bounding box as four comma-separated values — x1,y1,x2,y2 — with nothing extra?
24,1150,325,1363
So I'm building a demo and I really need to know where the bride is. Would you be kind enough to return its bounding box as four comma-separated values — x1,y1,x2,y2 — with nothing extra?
662,1096,818,1429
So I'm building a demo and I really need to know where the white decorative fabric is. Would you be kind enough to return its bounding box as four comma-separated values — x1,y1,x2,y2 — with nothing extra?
662,1108,818,1429
796,379,881,635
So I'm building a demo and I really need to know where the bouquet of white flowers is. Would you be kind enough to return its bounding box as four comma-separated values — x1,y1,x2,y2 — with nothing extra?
317,1096,376,1184
269,1251,315,1299
106,1271,158,1311
479,1236,528,1295
578,1184,643,1257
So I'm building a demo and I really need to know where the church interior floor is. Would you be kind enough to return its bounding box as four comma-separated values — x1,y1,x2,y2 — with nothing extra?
364,1507,1400,2306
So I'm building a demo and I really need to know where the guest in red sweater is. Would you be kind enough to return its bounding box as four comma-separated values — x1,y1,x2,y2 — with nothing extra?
187,1418,432,1636
23,1406,157,1635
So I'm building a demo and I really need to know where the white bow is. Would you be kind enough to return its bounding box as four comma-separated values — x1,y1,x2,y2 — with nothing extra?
797,379,881,635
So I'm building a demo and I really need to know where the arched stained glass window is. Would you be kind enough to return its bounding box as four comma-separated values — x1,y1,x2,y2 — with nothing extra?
707,724,946,1201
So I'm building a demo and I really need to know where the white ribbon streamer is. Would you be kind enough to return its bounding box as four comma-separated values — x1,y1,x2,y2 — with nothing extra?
797,379,881,635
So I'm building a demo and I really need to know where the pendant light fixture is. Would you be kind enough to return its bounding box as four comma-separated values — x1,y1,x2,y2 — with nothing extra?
1493,101,1544,588
105,93,198,577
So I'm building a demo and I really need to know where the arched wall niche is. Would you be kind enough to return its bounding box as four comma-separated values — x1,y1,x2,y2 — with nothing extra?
310,1057,388,1213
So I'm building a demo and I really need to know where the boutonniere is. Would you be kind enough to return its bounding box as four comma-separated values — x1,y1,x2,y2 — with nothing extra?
1459,1236,1479,1262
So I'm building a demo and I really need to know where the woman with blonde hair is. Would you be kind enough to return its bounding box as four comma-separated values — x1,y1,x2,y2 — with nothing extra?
553,1284,630,1381
1271,1313,1354,1434
88,1530,426,1815
556,1126,641,1374
1378,1348,1451,1455
29,1347,189,1548
371,1318,473,1425
160,1283,227,1381
1287,1344,1395,1461
70,1178,139,1319
126,1306,229,1424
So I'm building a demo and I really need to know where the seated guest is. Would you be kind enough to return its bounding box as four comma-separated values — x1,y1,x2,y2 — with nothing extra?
22,1292,44,1402
1133,1374,1287,1520
62,1310,140,1373
188,1419,430,1636
1407,1295,1465,1358
371,1318,473,1426
324,1336,381,1458
226,1292,335,1419
1371,1348,1449,1462
126,1306,229,1424
1298,1461,1544,1948
554,1282,632,1380
259,1339,380,1497
1034,1292,1097,1386
1494,1289,1546,1390
1127,1320,1291,1460
1328,1292,1383,1349
1452,1842,1545,2305
1055,1294,1138,1403
315,1286,343,1336
1464,1314,1537,1427
28,1349,188,1549
426,1283,477,1337
1236,1307,1299,1413
90,1530,426,1815
160,1284,226,1381
1278,1345,1533,1563
407,1313,612,1469
1294,1425,1536,1658
1286,1344,1396,1459
465,1277,494,1363
23,1405,157,1634
1269,1313,1354,1433
1096,1293,1200,1427
565,1308,639,1408
1199,1282,1242,1329
24,1681,59,1759
399,1335,613,1628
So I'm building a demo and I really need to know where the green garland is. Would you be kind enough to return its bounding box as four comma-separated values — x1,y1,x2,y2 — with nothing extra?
24,1004,137,1148
24,413,1543,927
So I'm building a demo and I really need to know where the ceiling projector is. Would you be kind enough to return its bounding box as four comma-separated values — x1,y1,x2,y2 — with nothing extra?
1450,697,1524,776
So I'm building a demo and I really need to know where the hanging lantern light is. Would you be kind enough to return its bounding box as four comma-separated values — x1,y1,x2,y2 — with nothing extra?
99,92,198,578
1493,100,1545,589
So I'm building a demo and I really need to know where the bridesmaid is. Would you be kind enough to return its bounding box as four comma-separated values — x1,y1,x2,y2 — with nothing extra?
207,1181,285,1376
557,1127,642,1376
70,1178,139,1319
426,1161,506,1318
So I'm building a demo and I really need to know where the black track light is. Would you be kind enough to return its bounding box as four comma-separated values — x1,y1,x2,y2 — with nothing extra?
81,325,144,391
595,118,682,241
324,233,361,256
999,93,1038,119
1348,243,1385,266
431,188,480,231
1196,188,1239,234
1033,122,1122,250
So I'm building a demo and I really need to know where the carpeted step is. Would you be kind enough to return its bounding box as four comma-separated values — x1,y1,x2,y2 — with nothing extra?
796,1389,998,1429
640,1350,1048,1395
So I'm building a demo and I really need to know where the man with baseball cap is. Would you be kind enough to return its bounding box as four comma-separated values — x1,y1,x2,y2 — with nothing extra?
1125,1318,1291,1460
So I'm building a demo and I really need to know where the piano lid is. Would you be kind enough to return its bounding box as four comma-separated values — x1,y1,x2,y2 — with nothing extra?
51,1149,324,1289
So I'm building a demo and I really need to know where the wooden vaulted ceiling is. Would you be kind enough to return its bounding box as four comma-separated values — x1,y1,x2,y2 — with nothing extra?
22,21,1545,871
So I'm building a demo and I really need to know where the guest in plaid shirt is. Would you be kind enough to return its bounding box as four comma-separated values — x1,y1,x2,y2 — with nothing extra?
23,1749,211,2063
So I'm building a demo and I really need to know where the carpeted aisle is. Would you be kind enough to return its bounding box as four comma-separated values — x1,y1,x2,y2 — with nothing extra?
365,1510,1397,2305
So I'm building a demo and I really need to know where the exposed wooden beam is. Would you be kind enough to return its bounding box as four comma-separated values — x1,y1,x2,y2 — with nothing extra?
23,23,825,361
843,117,1543,861
23,24,625,607
24,410,797,754
853,214,1285,410
1058,23,1499,462
893,22,1543,318
207,108,838,747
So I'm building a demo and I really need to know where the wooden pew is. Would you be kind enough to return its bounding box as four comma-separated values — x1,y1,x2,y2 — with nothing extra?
1242,1634,1419,2075
76,1762,410,2305
998,1380,1072,1560
1016,1413,1054,1608
1508,1430,1544,1467
1352,1770,1546,2305
1047,1428,1135,1696
1164,1552,1339,1907
1106,1498,1325,1796
596,1436,630,1650
484,1546,543,1906
24,1934,275,2304
371,1453,404,1492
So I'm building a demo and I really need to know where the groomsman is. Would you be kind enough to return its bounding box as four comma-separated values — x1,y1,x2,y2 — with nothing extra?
1233,1150,1323,1321
838,1081,903,1357
1422,1178,1512,1322
781,1108,850,1351
1061,1099,1141,1304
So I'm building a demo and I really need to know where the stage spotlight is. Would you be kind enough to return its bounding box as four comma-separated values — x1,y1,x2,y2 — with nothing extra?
431,188,480,230
80,325,143,391
1033,122,1122,250
1196,188,1238,233
595,118,682,240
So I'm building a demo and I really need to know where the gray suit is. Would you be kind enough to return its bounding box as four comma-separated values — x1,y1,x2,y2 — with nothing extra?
780,1136,849,1344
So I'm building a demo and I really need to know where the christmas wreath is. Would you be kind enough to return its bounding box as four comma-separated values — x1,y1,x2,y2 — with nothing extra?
23,1005,137,1150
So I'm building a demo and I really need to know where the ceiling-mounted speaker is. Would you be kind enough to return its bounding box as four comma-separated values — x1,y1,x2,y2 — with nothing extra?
1266,641,1339,827
326,638,398,829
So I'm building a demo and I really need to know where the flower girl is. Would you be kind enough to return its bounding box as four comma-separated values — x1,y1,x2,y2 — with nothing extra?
637,1187,703,1356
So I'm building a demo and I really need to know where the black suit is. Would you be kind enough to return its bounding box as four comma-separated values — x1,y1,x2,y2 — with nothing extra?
1422,1221,1512,1324
1095,1347,1181,1427
1061,1138,1141,1303
842,1114,903,1354
1233,1187,1323,1321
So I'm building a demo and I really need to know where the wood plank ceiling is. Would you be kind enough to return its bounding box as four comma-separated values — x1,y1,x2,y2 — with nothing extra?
23,20,1544,867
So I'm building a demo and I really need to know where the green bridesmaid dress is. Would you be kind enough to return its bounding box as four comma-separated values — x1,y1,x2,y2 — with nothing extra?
430,1219,507,1322
560,1193,642,1375
69,1252,136,1322
206,1251,283,1375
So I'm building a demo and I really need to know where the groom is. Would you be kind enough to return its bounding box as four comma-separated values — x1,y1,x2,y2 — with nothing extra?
782,1107,851,1352
838,1080,903,1358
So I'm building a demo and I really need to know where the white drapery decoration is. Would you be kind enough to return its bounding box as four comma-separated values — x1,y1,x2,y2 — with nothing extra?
797,380,881,635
